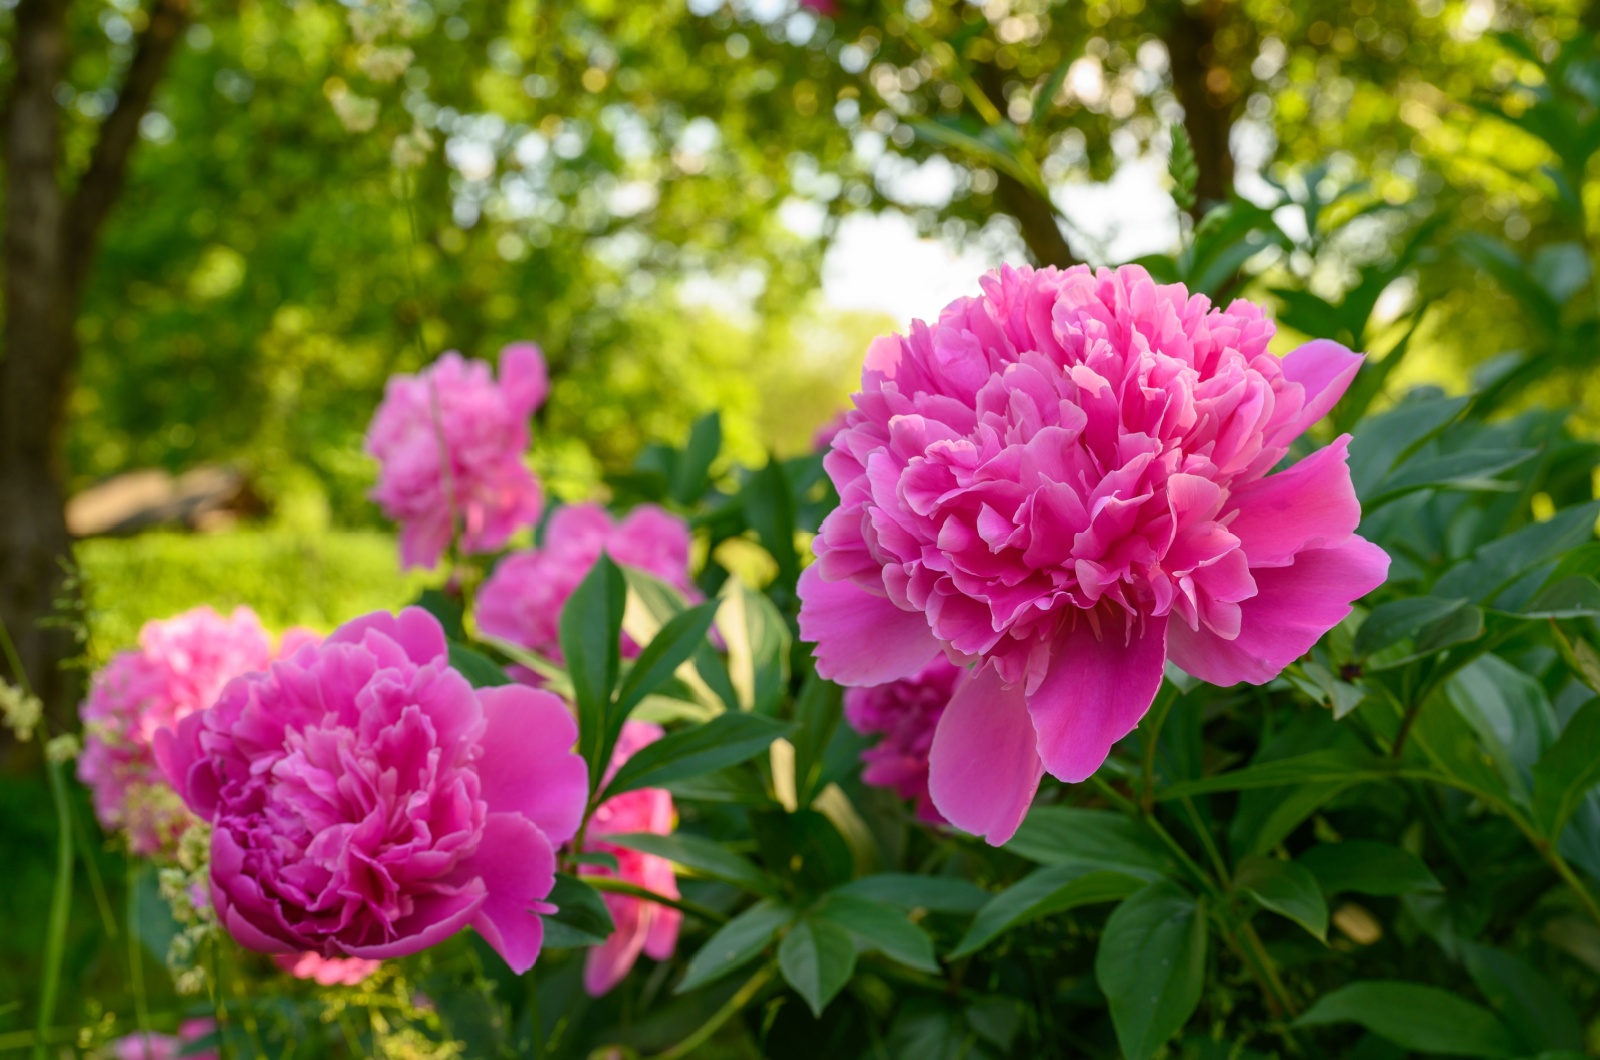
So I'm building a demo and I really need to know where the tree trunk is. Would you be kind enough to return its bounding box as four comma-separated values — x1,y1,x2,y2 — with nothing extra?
1,0,192,736
1,0,79,732
1164,2,1237,213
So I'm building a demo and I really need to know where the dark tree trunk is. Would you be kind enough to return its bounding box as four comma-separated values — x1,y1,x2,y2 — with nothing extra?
1,0,191,733
1164,2,1238,213
974,61,1080,269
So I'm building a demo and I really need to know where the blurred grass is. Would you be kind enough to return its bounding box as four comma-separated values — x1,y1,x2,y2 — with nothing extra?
77,530,431,662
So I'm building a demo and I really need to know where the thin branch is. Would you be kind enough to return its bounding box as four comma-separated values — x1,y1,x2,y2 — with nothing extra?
65,0,193,292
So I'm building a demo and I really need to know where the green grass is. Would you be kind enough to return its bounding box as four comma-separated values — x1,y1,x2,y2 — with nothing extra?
77,530,432,660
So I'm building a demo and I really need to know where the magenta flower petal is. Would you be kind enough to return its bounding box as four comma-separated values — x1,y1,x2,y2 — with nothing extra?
476,685,587,846
797,566,941,685
159,608,586,970
1169,538,1390,686
1027,615,1169,784
498,342,551,418
843,657,964,824
460,813,557,975
1225,436,1361,568
803,265,1387,844
927,665,1044,845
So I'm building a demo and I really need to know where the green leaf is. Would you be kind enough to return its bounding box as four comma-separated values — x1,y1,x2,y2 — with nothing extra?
778,916,857,1017
560,553,627,786
447,642,511,688
750,808,854,895
1157,749,1402,800
1355,597,1471,656
1347,392,1469,496
603,713,792,800
716,579,790,715
677,900,793,993
614,600,719,718
1232,855,1328,942
1433,500,1600,608
833,874,990,914
415,587,466,641
1517,575,1600,619
1461,941,1585,1054
1298,840,1443,897
1004,806,1170,878
789,671,843,809
1294,981,1519,1058
951,866,1144,959
1532,697,1600,837
816,893,939,974
540,873,616,950
1095,881,1207,1060
743,458,800,592
672,411,721,504
605,831,776,897
1364,447,1537,508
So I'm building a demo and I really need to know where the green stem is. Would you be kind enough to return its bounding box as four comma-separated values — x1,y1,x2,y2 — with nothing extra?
1139,683,1178,812
127,860,152,1048
583,876,729,925
655,964,772,1060
34,760,74,1060
1179,794,1231,887
527,971,544,1060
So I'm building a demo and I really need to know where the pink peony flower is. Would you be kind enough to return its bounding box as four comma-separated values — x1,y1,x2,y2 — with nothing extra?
579,721,681,996
155,608,589,973
104,1020,217,1060
799,264,1389,844
799,0,839,14
274,951,383,986
844,658,965,825
365,343,549,570
477,503,698,663
813,409,852,452
79,607,275,854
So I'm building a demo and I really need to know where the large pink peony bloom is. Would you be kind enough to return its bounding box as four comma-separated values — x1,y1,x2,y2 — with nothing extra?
477,503,698,662
79,607,275,854
579,721,681,996
366,343,549,570
800,264,1389,844
155,608,588,974
104,1020,217,1060
274,951,382,986
844,657,964,825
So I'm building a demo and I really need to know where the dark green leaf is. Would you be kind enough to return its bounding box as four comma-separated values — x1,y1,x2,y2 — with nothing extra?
614,600,720,718
1004,806,1170,878
743,458,800,592
717,580,790,715
541,873,616,950
1532,697,1600,837
1461,941,1584,1053
789,671,843,809
1432,501,1600,607
677,900,793,993
1356,597,1471,656
1299,840,1442,897
750,808,854,895
1516,575,1600,619
952,866,1144,958
561,553,627,785
1232,856,1328,942
415,587,465,641
1347,393,1469,497
778,916,857,1017
1364,447,1537,508
1157,750,1402,800
817,893,939,973
447,642,511,688
1294,981,1519,1058
672,412,722,504
603,713,792,800
1095,881,1207,1060
605,831,775,897
833,873,990,914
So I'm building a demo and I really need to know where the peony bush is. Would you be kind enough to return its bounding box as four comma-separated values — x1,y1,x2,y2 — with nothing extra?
39,269,1600,1059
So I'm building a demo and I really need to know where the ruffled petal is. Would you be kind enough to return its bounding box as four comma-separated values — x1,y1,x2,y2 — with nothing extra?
797,565,941,686
476,686,587,845
1281,340,1364,438
1027,614,1169,784
1169,537,1390,687
1225,436,1360,568
927,665,1044,846
459,813,557,975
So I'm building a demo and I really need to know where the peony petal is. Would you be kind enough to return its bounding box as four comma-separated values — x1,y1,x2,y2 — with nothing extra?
1225,436,1360,568
1169,537,1390,687
499,342,550,417
583,895,647,996
153,709,211,817
327,607,447,667
343,885,488,960
927,665,1044,846
643,902,681,962
1026,615,1169,784
1281,339,1364,437
797,565,942,686
476,685,588,845
458,813,557,975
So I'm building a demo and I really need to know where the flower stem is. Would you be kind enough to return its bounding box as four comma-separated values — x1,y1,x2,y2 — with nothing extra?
583,875,730,925
655,964,772,1060
34,757,74,1060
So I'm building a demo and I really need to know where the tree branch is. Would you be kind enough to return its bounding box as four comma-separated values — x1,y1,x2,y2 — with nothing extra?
1163,2,1238,214
973,60,1079,269
65,0,192,292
